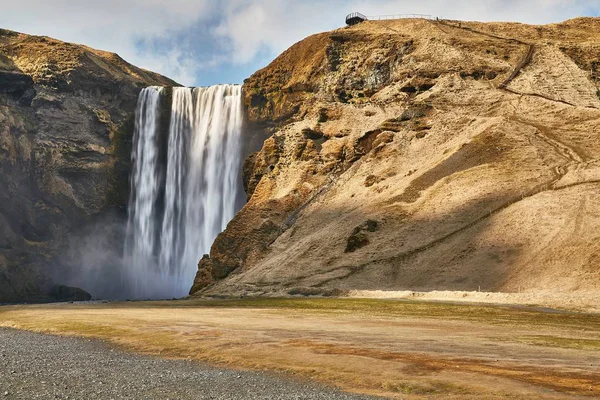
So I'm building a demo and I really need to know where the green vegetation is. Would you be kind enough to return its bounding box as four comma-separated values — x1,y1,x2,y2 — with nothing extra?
518,335,600,350
104,297,600,331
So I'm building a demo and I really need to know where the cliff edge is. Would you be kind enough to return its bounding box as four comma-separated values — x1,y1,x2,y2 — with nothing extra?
0,29,175,302
192,17,600,297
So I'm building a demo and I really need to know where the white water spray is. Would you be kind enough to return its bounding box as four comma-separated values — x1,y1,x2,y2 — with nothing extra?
124,85,243,299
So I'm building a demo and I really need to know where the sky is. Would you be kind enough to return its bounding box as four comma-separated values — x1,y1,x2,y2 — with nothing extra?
0,0,599,86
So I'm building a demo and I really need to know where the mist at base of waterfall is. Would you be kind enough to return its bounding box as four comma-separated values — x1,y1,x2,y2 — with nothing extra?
61,85,245,300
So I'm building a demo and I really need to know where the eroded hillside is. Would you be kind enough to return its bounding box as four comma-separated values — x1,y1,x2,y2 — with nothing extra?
192,17,600,297
0,29,176,302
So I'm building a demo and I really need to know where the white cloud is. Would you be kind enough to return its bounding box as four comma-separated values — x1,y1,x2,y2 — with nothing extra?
216,0,600,67
0,0,598,85
0,0,214,85
214,0,343,64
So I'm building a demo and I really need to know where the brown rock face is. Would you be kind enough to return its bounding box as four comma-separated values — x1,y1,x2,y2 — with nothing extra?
192,17,600,298
0,28,176,302
189,255,214,295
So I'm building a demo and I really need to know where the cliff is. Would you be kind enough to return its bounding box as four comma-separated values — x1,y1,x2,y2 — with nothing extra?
191,17,600,297
0,29,175,302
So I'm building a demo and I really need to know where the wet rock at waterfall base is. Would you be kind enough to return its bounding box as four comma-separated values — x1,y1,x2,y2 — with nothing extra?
48,285,92,302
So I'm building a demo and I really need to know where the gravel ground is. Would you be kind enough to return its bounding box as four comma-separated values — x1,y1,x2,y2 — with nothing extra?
0,328,377,400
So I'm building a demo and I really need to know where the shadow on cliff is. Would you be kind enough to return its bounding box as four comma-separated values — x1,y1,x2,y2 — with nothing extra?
214,185,559,294
272,180,600,295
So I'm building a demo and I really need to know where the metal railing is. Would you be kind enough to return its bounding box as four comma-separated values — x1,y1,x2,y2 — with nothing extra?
346,12,435,25
367,13,434,20
346,12,368,25
346,12,367,20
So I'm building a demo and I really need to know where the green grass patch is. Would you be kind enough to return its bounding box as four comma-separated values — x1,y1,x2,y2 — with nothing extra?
517,335,600,351
4,297,600,333
98,297,600,331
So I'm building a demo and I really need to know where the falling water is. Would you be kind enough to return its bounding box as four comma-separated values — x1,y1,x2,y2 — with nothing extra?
124,85,243,299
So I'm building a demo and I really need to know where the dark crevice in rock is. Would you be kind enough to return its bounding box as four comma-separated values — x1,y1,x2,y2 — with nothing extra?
345,220,379,253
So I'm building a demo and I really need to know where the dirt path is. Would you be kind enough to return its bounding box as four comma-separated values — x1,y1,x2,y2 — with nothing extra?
0,298,599,399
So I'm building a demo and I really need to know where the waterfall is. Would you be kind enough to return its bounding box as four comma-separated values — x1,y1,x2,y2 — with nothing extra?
124,85,244,299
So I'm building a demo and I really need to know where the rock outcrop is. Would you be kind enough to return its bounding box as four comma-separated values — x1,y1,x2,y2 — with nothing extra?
0,28,175,302
192,18,600,297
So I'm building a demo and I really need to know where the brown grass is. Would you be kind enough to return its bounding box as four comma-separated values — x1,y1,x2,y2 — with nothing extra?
1,298,599,399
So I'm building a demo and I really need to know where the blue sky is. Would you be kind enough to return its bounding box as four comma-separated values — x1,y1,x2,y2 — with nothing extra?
1,0,599,86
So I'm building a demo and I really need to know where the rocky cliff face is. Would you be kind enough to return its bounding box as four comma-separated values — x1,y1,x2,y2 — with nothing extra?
0,29,175,302
191,18,600,297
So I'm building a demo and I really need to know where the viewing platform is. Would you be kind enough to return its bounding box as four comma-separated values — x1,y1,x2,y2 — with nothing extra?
346,12,434,26
345,12,367,26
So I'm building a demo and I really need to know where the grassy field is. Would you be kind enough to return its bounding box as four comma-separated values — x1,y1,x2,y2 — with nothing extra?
1,298,599,399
